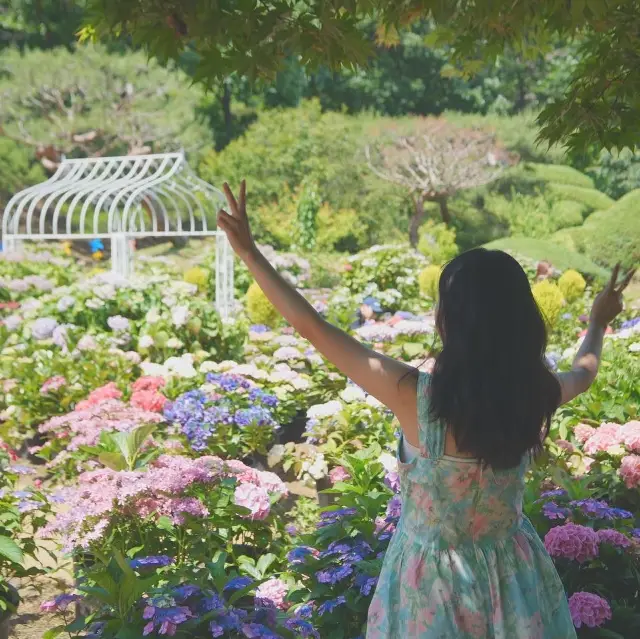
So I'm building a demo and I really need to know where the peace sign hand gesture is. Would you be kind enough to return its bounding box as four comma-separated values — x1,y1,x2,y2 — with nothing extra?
590,264,635,328
217,180,257,262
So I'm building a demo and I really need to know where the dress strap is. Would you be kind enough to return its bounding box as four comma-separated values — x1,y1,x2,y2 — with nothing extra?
416,371,445,459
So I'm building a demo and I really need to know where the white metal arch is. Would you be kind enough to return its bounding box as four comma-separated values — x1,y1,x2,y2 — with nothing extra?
1,152,234,317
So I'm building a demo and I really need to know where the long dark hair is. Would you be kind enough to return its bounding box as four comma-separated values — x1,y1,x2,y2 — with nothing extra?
429,248,561,469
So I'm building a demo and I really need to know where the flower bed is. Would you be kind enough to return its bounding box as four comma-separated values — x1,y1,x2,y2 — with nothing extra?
0,244,638,638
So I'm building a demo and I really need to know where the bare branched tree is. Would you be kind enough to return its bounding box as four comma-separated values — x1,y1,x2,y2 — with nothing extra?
366,118,516,246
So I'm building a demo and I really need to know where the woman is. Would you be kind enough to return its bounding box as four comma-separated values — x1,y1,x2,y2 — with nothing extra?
218,181,634,638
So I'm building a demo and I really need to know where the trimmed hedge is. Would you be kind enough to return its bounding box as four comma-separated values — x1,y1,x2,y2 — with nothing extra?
483,236,609,280
547,183,615,212
523,163,595,189
556,189,640,269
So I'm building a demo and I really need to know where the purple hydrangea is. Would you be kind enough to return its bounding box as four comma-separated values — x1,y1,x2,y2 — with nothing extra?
316,564,354,585
355,573,378,596
596,528,632,549
285,618,320,638
542,501,571,520
568,592,612,628
569,499,632,520
287,546,317,565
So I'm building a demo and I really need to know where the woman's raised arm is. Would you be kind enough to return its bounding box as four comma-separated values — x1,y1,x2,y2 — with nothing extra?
216,181,420,442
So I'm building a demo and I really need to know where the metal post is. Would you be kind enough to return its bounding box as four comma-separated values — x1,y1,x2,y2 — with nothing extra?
2,236,24,255
215,232,234,319
111,233,131,278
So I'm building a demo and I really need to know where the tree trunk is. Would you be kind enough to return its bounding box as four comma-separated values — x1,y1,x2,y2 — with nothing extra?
222,82,233,141
408,195,426,248
437,197,452,226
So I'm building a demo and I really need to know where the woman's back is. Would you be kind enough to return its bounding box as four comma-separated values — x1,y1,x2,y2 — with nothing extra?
366,372,577,639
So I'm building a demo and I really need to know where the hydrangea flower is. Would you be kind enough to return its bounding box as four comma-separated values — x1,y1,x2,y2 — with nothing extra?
619,454,640,488
32,317,58,340
542,501,570,520
255,578,288,609
544,523,599,563
40,593,82,612
306,401,342,420
107,315,130,332
317,595,346,616
130,555,174,570
40,375,67,395
568,592,612,628
234,483,271,520
329,466,351,484
596,528,632,549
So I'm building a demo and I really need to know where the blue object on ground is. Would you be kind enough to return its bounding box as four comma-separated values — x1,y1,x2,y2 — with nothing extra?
89,239,104,253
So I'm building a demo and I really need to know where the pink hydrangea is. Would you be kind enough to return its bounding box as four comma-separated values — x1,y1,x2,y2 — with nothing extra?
568,592,612,628
596,528,631,549
619,420,640,452
132,376,166,393
75,383,123,410
544,523,599,563
582,423,622,454
329,466,351,484
40,375,67,395
619,454,640,488
130,390,167,413
255,578,289,609
573,423,596,444
41,454,286,552
39,399,164,452
234,483,271,520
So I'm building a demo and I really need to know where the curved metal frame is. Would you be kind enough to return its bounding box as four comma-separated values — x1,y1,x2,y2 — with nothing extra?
1,152,234,317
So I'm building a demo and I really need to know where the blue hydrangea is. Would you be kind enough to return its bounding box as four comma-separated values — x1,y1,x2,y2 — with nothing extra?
539,489,568,499
206,373,252,392
316,508,358,528
242,622,281,638
317,595,346,616
172,584,200,601
223,577,253,592
285,618,320,638
200,592,225,612
130,555,174,570
287,547,317,565
355,573,378,596
316,563,354,585
569,498,631,520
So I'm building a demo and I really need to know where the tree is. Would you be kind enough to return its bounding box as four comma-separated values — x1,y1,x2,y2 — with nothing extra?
366,119,513,246
81,0,640,152
1,0,86,50
0,45,213,171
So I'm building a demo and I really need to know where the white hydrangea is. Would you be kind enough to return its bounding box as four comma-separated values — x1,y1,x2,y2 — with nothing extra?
302,453,328,480
166,337,184,349
379,452,398,474
145,308,161,324
340,385,366,403
307,400,343,420
138,335,154,349
171,305,190,327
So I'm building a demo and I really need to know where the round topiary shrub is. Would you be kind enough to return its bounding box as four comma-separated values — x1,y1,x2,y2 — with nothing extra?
246,281,281,328
558,269,586,303
418,265,441,300
532,280,565,326
184,266,209,291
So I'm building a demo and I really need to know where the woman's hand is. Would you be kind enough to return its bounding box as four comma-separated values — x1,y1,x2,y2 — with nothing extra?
217,180,257,262
590,263,635,328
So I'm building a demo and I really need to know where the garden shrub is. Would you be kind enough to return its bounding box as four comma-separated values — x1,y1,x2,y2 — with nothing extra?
183,266,209,291
589,148,640,199
552,199,588,224
558,269,586,303
417,220,458,264
418,265,441,300
562,189,640,269
523,163,595,189
547,183,615,212
246,281,281,328
483,237,608,280
532,280,565,326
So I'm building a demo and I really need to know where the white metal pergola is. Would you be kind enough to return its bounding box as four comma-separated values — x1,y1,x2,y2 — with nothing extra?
1,152,234,317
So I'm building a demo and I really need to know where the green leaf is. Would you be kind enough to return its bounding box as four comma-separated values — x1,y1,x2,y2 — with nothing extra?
42,626,66,639
0,535,23,564
98,452,126,471
156,516,175,532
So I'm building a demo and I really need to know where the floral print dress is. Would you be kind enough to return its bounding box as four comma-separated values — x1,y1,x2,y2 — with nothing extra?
366,372,576,639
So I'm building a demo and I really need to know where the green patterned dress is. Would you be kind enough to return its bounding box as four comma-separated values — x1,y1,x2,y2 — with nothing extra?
366,372,576,639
